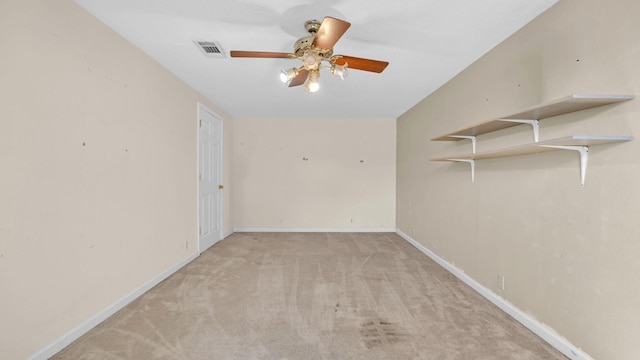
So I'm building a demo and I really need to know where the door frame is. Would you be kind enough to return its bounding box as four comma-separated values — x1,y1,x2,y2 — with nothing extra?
197,102,223,254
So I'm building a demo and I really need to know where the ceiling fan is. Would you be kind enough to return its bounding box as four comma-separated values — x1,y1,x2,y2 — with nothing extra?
230,17,389,93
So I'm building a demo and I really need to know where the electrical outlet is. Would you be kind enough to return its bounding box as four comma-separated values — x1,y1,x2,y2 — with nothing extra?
185,241,189,250
497,274,505,290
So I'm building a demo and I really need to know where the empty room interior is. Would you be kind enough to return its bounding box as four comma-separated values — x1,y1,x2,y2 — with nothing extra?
2,0,640,359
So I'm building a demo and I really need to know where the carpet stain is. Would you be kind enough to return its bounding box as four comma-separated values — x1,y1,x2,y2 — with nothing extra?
360,318,406,349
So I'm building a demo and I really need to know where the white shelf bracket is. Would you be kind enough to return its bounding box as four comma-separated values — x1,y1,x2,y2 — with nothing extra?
498,119,540,142
449,159,476,182
449,135,477,153
539,145,589,187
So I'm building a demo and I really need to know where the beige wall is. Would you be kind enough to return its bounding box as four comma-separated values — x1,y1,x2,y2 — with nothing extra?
233,117,396,230
0,1,233,358
397,0,640,359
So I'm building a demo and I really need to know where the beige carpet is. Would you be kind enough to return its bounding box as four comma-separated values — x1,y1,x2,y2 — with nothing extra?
53,232,566,359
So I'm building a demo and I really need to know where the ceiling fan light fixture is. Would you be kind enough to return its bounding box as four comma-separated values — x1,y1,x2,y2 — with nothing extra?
331,63,348,80
305,70,320,93
305,79,320,93
279,67,298,84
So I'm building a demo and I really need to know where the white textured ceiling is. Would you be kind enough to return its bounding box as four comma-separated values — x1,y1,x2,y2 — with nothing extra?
74,0,558,119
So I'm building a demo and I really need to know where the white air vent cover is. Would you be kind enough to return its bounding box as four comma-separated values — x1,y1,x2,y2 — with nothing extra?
194,40,226,58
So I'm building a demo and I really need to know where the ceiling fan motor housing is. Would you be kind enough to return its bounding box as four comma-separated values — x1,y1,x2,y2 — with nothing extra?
294,36,333,69
294,36,314,54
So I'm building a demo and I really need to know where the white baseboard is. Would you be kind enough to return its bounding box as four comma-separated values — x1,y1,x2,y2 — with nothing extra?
234,227,396,233
29,252,199,360
395,229,593,360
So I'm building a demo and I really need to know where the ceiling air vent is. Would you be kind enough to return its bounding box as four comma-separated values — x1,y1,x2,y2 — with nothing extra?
194,40,226,58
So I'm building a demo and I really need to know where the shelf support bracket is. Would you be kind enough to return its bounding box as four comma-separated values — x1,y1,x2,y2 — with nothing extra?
449,135,477,153
498,119,540,142
449,159,476,183
539,145,589,187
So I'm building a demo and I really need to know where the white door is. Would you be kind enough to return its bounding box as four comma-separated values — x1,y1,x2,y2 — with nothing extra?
198,105,222,252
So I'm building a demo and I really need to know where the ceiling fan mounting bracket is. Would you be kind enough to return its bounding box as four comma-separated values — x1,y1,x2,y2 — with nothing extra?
304,20,321,34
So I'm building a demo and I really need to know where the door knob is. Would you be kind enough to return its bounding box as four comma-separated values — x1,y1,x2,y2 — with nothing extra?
218,185,224,189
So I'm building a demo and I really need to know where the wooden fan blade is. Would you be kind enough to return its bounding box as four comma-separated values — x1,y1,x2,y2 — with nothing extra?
334,56,389,73
312,17,351,50
288,68,309,87
230,50,293,58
